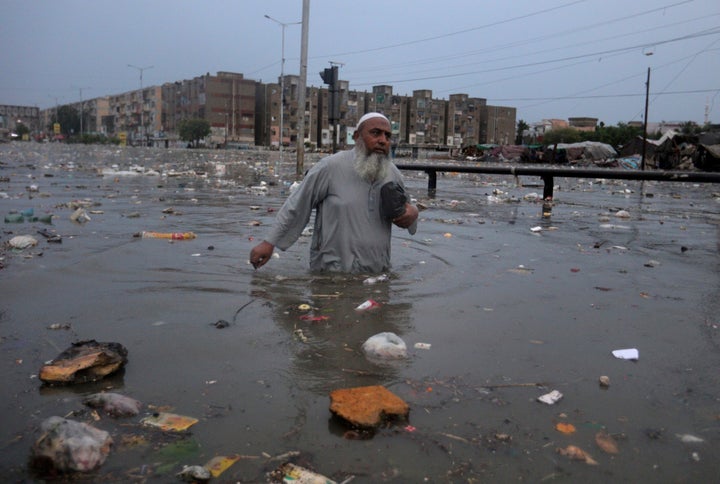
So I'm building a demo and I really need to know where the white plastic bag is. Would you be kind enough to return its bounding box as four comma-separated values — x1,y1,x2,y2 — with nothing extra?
362,332,407,359
31,416,113,472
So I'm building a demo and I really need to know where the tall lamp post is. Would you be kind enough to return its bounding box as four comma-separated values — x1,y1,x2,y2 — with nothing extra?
265,14,301,168
128,64,154,146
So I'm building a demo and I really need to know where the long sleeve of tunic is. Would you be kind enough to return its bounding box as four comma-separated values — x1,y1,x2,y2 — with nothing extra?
265,149,413,273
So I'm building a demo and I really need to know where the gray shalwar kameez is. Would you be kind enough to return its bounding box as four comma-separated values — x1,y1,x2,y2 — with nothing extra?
266,148,415,273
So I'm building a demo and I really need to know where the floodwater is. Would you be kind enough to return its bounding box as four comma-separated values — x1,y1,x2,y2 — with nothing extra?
1,143,719,482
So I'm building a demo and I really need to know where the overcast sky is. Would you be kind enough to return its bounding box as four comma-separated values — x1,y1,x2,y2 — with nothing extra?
2,0,719,125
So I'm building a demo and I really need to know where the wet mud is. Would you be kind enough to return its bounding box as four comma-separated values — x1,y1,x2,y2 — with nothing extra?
1,143,719,482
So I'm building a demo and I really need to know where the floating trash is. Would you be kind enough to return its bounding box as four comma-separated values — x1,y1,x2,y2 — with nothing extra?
537,390,563,405
329,385,409,428
595,430,619,454
31,416,113,472
70,208,91,223
676,433,705,443
612,348,639,361
556,445,598,465
273,462,336,484
355,299,380,311
83,392,142,417
204,454,241,477
141,412,199,432
138,231,196,240
555,422,576,434
39,340,128,385
8,235,38,249
362,332,408,359
363,274,389,285
177,465,211,482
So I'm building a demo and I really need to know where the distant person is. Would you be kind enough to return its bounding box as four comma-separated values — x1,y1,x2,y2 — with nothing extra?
249,112,419,273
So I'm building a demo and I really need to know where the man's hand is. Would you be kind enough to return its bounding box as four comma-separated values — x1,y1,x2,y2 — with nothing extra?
392,203,419,229
249,240,275,269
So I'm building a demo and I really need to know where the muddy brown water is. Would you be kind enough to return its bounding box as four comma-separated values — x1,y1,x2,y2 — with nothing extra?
1,143,719,482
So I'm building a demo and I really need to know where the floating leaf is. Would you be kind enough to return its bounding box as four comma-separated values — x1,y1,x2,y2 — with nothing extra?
595,430,619,454
555,422,576,434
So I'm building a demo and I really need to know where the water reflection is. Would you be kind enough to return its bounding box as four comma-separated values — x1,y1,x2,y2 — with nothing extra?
250,272,414,396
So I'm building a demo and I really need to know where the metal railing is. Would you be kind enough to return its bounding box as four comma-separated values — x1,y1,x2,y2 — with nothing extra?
396,163,720,198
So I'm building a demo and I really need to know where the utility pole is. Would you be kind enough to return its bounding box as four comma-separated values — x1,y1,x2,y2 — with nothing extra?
73,86,90,137
295,0,310,179
128,64,154,146
641,67,650,171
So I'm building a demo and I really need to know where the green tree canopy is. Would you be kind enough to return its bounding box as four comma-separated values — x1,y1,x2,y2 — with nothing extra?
178,119,211,147
15,122,30,138
542,127,582,145
589,122,644,147
51,105,80,136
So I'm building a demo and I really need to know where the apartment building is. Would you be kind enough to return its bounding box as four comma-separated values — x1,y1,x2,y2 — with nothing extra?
0,104,40,135
108,86,162,143
447,94,488,147
569,117,599,132
36,70,519,149
479,105,517,145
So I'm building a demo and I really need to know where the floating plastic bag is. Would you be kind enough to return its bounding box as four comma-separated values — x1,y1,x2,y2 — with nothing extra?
362,332,407,359
83,392,142,417
31,416,113,472
8,235,38,249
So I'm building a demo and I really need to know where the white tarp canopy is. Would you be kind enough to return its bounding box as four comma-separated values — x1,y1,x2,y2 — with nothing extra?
554,141,617,160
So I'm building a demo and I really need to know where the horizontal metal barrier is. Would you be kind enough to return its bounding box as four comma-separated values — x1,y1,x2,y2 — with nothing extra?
396,163,720,198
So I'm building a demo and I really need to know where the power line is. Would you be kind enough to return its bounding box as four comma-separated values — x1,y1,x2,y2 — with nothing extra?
489,88,719,102
350,27,720,87
311,0,592,59
343,0,702,78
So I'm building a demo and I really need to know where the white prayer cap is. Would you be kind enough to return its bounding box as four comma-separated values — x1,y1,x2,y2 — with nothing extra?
356,112,390,130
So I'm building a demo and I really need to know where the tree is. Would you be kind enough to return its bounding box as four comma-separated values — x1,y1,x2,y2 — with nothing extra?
15,122,30,138
588,122,643,148
52,105,80,136
516,119,529,145
542,127,582,145
178,119,211,147
680,121,700,135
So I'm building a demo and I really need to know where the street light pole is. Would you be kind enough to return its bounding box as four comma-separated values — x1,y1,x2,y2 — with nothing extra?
128,64,154,146
72,86,90,137
265,14,301,171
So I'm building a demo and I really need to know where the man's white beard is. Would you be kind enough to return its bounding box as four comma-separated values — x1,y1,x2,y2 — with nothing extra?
354,138,390,183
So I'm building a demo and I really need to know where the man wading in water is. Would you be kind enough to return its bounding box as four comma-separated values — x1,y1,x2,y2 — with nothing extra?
249,112,419,273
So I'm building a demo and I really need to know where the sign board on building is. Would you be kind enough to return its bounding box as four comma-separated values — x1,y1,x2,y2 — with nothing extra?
53,123,61,135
